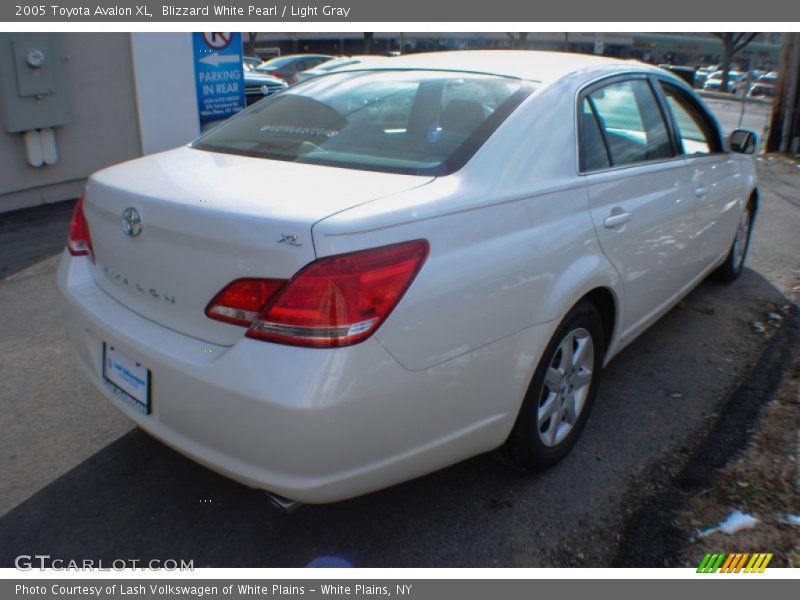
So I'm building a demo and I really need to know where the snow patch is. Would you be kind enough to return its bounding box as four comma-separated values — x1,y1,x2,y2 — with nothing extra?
698,510,759,537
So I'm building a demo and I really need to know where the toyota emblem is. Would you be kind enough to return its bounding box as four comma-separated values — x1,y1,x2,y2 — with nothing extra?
122,207,142,237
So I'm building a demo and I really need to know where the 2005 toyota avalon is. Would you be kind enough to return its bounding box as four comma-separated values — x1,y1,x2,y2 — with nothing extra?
58,51,758,505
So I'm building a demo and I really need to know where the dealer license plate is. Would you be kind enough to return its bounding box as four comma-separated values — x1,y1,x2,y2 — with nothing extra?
102,343,151,414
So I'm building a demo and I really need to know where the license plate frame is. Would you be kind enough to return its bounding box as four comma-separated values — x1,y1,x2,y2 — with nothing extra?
102,343,151,414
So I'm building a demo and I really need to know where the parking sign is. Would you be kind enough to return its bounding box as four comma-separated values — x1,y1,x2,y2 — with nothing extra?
193,32,245,123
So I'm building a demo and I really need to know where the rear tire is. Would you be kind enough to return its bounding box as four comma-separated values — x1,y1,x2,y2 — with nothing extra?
499,300,605,471
713,203,754,282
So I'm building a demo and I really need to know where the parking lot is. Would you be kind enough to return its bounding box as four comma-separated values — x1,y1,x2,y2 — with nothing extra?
702,94,773,147
0,97,797,567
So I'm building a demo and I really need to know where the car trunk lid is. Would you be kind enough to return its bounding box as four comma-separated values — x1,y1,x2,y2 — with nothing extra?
83,146,432,346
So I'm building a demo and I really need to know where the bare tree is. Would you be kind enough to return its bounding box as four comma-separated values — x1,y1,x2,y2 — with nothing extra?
506,33,529,49
713,33,759,92
243,33,258,57
767,33,800,152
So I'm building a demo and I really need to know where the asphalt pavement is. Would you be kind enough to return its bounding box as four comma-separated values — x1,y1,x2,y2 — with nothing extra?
0,98,797,567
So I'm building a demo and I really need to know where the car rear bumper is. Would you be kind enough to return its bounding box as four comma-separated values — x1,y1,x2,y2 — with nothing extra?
57,253,554,502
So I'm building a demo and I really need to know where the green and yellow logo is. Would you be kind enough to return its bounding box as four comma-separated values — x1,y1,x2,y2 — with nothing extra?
697,552,773,573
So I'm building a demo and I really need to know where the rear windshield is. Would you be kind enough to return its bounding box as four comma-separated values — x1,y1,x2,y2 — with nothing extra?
192,70,534,175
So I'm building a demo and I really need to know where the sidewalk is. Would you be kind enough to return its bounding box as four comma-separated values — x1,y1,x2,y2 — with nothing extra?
0,201,133,517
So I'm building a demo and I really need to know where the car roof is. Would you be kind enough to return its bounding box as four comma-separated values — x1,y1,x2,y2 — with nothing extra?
335,50,647,83
313,55,390,71
261,54,333,66
710,70,744,77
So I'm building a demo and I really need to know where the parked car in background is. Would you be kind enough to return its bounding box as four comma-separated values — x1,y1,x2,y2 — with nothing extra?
242,56,261,71
59,51,758,506
243,70,288,105
703,70,747,93
693,65,718,89
254,54,334,82
749,71,778,97
291,55,389,84
658,64,696,86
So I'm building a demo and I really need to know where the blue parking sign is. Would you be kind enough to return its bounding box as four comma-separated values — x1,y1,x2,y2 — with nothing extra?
193,32,245,123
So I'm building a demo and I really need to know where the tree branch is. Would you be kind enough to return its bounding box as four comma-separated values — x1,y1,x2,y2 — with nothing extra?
732,33,758,54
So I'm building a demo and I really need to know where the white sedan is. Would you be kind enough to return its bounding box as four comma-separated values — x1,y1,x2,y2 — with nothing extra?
58,51,758,506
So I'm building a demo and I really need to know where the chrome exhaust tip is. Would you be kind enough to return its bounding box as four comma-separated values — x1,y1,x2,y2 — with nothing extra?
265,491,302,513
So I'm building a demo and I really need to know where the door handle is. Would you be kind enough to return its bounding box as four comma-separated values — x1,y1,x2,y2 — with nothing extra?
603,211,632,228
692,170,707,197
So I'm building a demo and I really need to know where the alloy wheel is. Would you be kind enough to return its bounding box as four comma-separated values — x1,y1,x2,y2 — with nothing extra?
537,327,595,447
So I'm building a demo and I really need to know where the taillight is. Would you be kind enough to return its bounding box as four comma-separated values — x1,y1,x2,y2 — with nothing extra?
68,197,94,260
205,278,287,327
206,241,429,347
266,70,283,80
247,240,429,347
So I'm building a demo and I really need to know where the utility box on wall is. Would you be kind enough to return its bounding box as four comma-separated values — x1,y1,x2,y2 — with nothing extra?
0,33,71,133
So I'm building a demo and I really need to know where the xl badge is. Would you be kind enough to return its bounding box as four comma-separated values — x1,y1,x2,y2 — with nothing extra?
122,207,142,237
277,233,302,247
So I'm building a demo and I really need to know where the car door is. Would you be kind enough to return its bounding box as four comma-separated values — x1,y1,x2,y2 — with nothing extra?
656,80,745,273
580,76,698,339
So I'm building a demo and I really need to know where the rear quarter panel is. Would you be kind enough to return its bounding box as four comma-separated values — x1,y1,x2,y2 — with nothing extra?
313,77,624,373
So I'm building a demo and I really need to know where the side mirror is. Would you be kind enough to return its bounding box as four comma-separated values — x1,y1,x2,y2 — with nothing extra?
729,129,757,154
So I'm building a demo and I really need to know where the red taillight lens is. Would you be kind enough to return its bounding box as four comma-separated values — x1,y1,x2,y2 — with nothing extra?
67,197,93,259
247,240,429,348
205,278,287,327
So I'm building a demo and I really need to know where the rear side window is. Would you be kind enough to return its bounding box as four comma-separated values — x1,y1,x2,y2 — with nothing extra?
583,79,674,169
305,57,329,69
659,83,721,155
580,99,611,171
256,56,294,70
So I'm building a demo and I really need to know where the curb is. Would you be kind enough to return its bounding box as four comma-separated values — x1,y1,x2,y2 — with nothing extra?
697,90,773,106
613,304,800,567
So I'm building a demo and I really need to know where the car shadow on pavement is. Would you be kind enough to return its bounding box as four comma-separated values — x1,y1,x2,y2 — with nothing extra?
0,267,792,568
0,200,76,282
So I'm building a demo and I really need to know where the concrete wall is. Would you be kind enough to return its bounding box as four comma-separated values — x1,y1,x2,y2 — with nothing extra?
0,33,142,212
130,33,200,155
0,32,204,213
